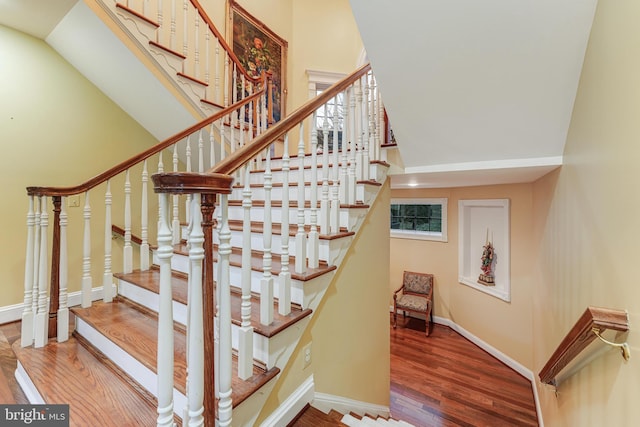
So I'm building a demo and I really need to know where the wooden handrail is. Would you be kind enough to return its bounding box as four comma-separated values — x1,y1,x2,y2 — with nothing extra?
210,63,372,176
539,306,629,385
26,88,265,198
188,0,261,86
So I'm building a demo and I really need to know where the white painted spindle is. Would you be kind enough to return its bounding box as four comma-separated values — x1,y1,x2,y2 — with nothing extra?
362,75,371,181
295,123,307,274
187,194,204,426
308,113,320,269
157,0,163,44
260,148,274,326
355,78,364,182
340,89,350,205
156,193,175,427
320,105,330,235
124,170,133,273
194,12,200,79
279,134,292,316
347,85,357,205
330,96,341,234
34,197,49,348
239,168,254,379
141,161,150,270
103,181,113,302
209,124,215,169
58,197,69,342
21,196,35,347
172,145,181,245
82,192,92,308
217,194,233,427
170,0,176,50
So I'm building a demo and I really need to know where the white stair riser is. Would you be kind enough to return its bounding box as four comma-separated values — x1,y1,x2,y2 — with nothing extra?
229,181,378,205
250,162,386,184
224,205,368,231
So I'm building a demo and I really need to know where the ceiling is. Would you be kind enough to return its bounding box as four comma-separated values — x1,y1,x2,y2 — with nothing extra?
350,0,598,188
1,0,599,189
0,0,77,39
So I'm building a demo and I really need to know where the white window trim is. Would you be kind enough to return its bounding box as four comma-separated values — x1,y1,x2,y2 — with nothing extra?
458,199,511,302
390,198,448,242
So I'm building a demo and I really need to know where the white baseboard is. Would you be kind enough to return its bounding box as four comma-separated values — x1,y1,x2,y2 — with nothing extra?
0,285,116,325
313,392,389,419
15,361,45,404
259,375,315,427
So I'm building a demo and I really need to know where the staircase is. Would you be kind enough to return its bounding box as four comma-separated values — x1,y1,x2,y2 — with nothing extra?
14,2,395,425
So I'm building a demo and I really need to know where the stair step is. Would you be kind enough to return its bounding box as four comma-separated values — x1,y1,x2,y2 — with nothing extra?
71,300,279,408
289,404,347,426
170,242,337,280
114,267,313,337
12,337,158,426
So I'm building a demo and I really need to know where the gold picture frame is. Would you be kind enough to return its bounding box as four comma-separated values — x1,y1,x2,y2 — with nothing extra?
227,1,287,123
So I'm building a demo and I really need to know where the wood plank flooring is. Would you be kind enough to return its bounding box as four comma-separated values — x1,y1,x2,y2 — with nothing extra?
390,316,538,426
1,317,538,426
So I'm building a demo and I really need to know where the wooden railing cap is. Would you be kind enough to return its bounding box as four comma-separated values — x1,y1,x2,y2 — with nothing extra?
152,172,234,195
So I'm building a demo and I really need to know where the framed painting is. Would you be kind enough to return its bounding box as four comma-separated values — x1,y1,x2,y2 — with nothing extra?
228,0,287,123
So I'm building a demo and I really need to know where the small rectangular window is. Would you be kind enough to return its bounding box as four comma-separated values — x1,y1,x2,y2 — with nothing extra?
390,198,448,242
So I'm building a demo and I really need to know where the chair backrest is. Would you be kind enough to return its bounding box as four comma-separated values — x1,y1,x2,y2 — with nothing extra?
403,271,433,295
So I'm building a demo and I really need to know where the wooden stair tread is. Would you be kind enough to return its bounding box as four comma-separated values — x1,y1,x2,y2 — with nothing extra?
71,300,279,406
114,267,313,337
12,337,157,426
289,404,346,426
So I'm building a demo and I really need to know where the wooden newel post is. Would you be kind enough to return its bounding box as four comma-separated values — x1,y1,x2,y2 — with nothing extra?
200,192,217,426
48,196,61,338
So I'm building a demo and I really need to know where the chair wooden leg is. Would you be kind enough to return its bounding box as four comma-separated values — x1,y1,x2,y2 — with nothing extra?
392,305,397,329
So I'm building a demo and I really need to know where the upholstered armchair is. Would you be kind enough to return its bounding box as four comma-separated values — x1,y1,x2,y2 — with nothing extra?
393,271,433,336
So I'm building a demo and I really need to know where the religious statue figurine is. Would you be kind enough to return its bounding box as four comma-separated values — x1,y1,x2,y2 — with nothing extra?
478,238,496,286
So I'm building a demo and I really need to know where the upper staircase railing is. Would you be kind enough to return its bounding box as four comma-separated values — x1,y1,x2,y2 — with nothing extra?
113,0,266,112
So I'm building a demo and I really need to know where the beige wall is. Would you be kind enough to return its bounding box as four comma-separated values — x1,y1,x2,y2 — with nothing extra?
532,0,640,424
390,184,534,369
257,182,391,423
0,25,160,308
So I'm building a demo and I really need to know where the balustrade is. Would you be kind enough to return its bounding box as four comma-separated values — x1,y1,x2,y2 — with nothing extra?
21,58,381,426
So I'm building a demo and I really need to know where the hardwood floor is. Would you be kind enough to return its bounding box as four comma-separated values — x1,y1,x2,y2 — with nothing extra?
390,316,538,426
1,317,538,426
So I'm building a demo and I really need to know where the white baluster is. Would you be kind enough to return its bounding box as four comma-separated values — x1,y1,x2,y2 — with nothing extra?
123,170,133,274
156,193,175,427
217,194,233,427
82,192,92,308
279,134,292,316
182,0,188,60
141,162,150,271
172,145,181,245
295,123,307,274
205,29,211,101
34,197,49,348
239,168,254,380
104,181,113,302
170,0,176,51
194,12,200,79
187,194,204,427
31,197,41,329
362,75,371,181
209,124,215,169
261,149,274,326
308,113,320,269
21,196,35,347
223,54,229,107
157,152,165,236
58,197,69,342
213,38,219,104
369,73,378,164
340,88,350,205
355,78,364,182
157,0,163,44
330,96,341,234
348,85,357,204
185,139,193,226
220,117,226,161
320,105,330,235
